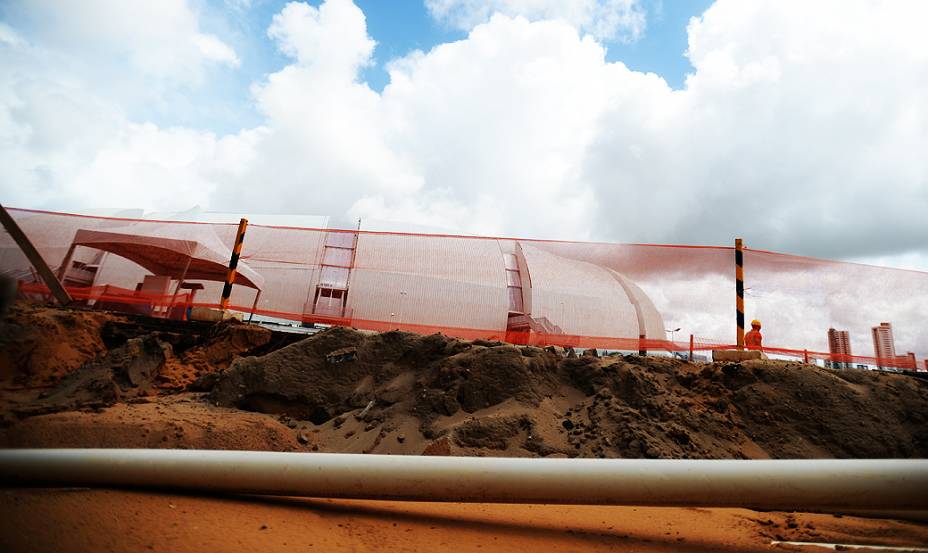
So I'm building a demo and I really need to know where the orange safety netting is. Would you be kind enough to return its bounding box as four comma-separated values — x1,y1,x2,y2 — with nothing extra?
2,207,926,371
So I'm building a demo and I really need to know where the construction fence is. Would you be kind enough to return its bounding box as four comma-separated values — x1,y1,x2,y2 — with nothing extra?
2,207,926,370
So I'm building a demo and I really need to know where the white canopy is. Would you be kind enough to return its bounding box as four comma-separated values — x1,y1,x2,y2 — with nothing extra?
70,223,264,290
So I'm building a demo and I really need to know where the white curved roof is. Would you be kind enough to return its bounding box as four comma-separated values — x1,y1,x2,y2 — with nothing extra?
518,243,665,340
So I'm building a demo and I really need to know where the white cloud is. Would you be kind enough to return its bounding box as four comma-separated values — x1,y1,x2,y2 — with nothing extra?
5,0,240,83
2,0,928,354
192,33,241,68
425,0,646,42
197,0,423,218
269,0,374,77
5,0,928,257
4,0,927,258
369,15,630,238
0,0,243,210
0,22,24,46
56,123,262,211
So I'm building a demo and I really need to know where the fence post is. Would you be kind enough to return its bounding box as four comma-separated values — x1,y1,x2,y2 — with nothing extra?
689,334,694,362
803,349,809,364
735,238,745,350
220,218,248,311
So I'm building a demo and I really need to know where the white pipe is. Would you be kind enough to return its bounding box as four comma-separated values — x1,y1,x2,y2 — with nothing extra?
1,449,926,512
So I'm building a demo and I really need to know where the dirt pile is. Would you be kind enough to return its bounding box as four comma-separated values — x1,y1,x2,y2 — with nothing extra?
556,356,928,459
23,335,168,416
3,304,927,459
158,322,272,390
208,327,928,459
0,395,305,451
0,302,120,386
209,328,560,428
0,302,293,423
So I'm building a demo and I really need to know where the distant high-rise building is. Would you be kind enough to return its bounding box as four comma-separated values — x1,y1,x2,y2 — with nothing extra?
892,353,916,370
827,328,852,369
871,322,896,369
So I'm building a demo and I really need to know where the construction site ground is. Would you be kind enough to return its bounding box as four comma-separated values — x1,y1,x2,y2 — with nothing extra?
1,302,927,552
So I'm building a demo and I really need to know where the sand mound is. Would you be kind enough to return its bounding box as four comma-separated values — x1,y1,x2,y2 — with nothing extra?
158,321,272,390
0,395,305,451
209,328,560,432
9,335,172,419
3,305,926,459
551,357,928,459
0,303,119,386
0,303,293,422
207,327,928,459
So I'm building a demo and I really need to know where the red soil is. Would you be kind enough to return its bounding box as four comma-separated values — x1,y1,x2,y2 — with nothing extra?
1,303,927,551
2,489,927,553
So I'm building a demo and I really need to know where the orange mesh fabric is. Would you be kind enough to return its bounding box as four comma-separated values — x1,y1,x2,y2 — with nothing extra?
2,207,926,369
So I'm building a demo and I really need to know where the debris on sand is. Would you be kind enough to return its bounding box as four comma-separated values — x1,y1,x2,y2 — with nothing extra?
0,303,118,387
2,304,927,459
0,397,305,451
209,326,928,459
0,302,292,422
12,335,170,418
208,328,561,432
157,321,272,391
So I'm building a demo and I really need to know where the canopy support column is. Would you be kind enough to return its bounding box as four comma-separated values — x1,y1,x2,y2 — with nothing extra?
247,289,262,323
166,257,192,319
56,244,77,282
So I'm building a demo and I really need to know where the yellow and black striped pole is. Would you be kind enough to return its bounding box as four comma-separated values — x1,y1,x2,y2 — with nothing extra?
220,218,248,311
735,238,745,350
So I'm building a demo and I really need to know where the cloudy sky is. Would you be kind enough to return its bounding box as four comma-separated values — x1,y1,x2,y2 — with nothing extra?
1,0,927,271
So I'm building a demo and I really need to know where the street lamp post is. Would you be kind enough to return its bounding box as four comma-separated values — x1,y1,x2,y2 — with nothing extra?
666,327,681,355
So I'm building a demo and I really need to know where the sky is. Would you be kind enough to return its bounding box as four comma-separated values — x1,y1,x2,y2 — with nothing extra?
1,0,927,273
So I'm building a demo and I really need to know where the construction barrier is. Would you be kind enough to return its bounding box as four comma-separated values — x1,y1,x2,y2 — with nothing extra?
2,207,926,370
